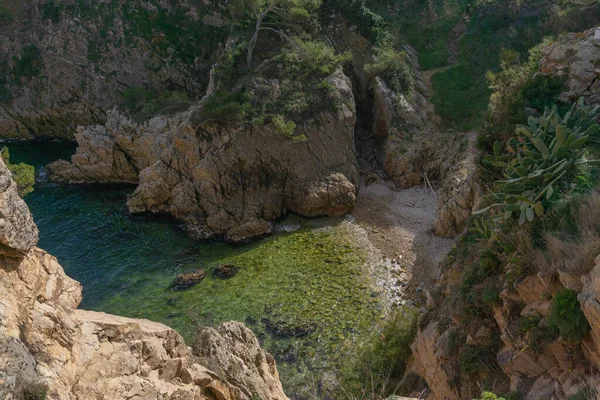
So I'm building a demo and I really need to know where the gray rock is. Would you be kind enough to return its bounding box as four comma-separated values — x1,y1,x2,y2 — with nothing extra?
0,158,38,256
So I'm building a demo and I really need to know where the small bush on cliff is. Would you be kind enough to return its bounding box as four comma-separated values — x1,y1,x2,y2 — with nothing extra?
365,48,414,95
12,45,44,80
120,87,191,121
1,147,34,197
337,306,418,398
519,316,558,353
457,344,498,375
13,377,47,400
199,90,252,121
548,289,589,342
485,43,566,147
272,115,296,136
279,38,351,77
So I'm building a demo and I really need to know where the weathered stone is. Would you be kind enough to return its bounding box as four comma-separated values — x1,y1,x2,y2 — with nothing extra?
0,157,288,400
0,2,210,140
539,29,600,105
172,269,207,290
213,264,240,279
410,322,459,400
194,322,287,400
49,69,358,242
0,159,38,256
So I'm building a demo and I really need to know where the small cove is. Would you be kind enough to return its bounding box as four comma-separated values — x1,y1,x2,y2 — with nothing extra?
9,142,386,397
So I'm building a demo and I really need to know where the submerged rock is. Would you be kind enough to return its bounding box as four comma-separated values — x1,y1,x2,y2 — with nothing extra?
213,264,240,279
261,318,317,338
172,269,207,290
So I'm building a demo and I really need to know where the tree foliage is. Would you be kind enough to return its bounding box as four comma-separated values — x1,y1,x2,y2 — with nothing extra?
245,0,322,66
1,147,35,197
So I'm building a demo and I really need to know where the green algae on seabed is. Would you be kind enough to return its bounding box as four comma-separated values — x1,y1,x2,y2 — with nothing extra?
9,142,385,398
99,222,382,393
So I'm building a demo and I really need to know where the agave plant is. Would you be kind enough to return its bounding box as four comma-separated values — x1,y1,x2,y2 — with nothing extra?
475,98,600,225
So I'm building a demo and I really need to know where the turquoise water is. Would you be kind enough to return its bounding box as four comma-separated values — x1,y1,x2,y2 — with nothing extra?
8,142,383,398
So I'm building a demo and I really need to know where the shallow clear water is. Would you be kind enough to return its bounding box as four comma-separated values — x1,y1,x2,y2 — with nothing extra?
9,142,382,397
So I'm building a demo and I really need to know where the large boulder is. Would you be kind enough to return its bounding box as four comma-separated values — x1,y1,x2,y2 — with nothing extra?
49,69,359,242
0,158,38,256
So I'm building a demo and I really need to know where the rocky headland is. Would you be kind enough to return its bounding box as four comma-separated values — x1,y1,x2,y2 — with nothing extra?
0,157,288,399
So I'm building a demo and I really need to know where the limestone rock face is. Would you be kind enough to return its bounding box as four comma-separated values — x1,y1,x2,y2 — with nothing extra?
194,322,286,400
49,69,358,241
0,160,38,255
411,259,600,400
376,46,439,189
0,157,288,400
539,29,600,105
410,323,459,400
0,1,219,139
433,133,481,238
371,46,480,238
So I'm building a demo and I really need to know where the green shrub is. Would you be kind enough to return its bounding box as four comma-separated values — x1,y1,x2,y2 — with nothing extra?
365,48,414,94
12,45,44,79
458,344,497,375
519,316,558,353
1,147,35,197
20,381,48,400
478,392,506,400
482,284,501,305
120,87,191,121
199,90,251,122
548,289,589,342
272,115,296,136
336,306,418,398
457,345,485,375
279,38,351,77
475,99,600,226
486,42,565,146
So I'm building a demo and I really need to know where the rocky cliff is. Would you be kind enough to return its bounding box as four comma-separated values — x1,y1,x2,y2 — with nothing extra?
0,0,225,139
0,157,288,400
47,68,358,241
409,29,600,400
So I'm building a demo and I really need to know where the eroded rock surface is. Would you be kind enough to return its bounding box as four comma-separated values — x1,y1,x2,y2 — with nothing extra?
49,69,358,241
0,157,288,400
411,256,600,400
540,28,600,105
0,1,222,139
0,159,38,255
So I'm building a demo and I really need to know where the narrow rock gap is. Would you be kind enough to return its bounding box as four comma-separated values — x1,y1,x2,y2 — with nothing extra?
346,64,387,176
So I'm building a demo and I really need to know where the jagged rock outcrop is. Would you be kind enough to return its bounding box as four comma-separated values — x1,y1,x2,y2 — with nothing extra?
540,28,600,106
0,160,38,255
0,157,288,399
410,323,459,400
374,46,439,188
433,133,482,238
48,69,359,241
0,0,224,139
411,257,600,400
